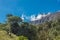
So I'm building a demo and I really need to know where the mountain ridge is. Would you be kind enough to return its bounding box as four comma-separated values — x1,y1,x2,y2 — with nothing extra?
31,12,60,24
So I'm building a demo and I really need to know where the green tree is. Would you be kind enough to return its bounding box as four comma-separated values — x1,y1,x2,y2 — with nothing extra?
6,14,22,36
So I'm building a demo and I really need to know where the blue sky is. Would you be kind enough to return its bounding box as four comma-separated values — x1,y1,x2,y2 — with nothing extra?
0,0,60,23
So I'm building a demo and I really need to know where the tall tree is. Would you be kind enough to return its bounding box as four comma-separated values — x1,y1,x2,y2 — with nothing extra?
6,14,22,36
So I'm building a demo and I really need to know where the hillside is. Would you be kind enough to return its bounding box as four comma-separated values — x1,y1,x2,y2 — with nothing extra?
31,12,60,24
0,30,17,40
0,14,60,40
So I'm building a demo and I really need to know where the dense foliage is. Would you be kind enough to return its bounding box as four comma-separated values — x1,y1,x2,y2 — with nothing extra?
0,14,60,40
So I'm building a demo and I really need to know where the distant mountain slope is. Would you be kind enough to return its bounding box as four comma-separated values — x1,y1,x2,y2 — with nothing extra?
31,12,60,24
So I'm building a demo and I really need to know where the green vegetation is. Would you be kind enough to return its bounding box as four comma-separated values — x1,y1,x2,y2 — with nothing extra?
0,30,17,40
0,14,60,40
17,36,28,40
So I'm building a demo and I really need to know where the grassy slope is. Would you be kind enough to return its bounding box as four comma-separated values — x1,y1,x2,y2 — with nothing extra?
0,30,18,40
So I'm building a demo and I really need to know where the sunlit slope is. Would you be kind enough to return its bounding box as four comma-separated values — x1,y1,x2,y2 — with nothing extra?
0,30,17,40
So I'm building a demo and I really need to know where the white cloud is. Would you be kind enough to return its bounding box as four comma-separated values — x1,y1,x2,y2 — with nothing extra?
47,12,51,15
30,15,36,21
36,14,42,20
21,14,30,21
21,14,24,21
30,12,51,21
30,14,46,21
21,12,51,21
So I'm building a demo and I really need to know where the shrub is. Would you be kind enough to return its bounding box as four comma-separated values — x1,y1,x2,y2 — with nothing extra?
17,36,28,40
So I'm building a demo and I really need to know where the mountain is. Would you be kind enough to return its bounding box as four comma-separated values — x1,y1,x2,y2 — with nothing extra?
31,12,60,24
